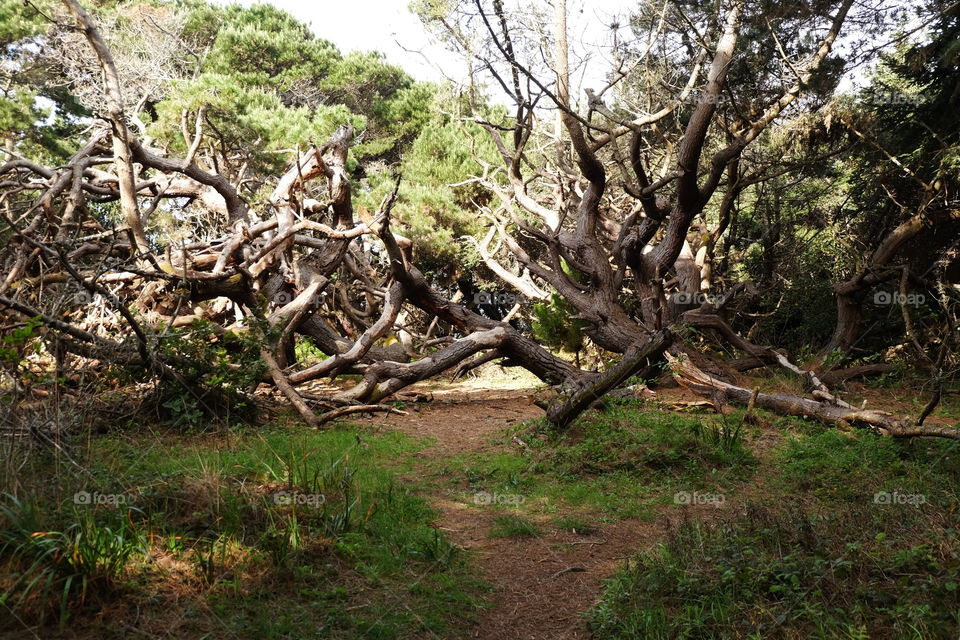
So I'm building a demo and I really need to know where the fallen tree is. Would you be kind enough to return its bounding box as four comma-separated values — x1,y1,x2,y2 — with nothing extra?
1,0,957,440
670,353,960,440
546,329,673,429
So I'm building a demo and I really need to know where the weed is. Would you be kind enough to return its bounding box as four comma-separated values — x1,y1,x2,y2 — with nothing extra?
0,495,146,626
489,515,540,538
692,414,746,456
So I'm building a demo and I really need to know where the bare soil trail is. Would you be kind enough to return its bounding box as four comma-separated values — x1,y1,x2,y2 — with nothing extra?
347,375,957,639
352,386,701,640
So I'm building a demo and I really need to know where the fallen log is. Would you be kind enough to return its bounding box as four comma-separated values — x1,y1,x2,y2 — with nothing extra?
669,354,959,440
682,311,849,406
819,363,896,386
546,329,673,429
314,404,407,426
332,326,512,403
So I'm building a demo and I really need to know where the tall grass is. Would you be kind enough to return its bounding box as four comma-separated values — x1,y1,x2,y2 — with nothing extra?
2,427,486,637
0,495,146,626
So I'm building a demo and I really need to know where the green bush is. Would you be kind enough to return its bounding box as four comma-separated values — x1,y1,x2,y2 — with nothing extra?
152,318,270,428
532,293,588,357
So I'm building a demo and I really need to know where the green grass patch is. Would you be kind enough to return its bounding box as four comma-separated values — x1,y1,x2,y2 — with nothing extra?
529,401,756,478
774,429,960,506
590,422,960,639
430,399,756,518
488,515,540,539
590,503,960,640
0,425,487,638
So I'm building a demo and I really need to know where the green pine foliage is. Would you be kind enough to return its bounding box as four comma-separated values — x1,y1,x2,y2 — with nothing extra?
531,294,586,356
0,0,83,159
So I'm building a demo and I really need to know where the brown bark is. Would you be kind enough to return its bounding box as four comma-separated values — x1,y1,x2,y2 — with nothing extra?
61,0,147,253
314,404,407,426
820,208,959,360
332,327,512,404
671,355,959,440
288,282,406,384
260,347,322,429
547,329,672,428
819,364,895,386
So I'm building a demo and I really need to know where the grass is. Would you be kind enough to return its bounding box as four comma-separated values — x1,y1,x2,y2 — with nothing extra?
590,502,960,640
774,429,960,506
4,384,957,639
0,423,488,638
429,398,757,519
589,423,960,640
488,515,540,539
0,497,146,627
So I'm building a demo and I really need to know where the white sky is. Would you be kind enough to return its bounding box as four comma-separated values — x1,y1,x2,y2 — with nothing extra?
214,0,450,81
212,0,629,91
210,0,913,101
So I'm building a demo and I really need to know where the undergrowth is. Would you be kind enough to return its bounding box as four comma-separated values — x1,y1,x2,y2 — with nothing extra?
590,503,960,640
0,426,487,638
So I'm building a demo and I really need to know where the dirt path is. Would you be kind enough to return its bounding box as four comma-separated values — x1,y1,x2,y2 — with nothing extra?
354,387,672,640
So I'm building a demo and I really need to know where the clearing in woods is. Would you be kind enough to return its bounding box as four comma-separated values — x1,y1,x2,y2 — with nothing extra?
343,369,959,639
3,369,958,640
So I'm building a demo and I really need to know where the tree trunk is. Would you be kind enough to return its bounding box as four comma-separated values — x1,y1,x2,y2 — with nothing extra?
671,354,959,440
547,330,672,428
